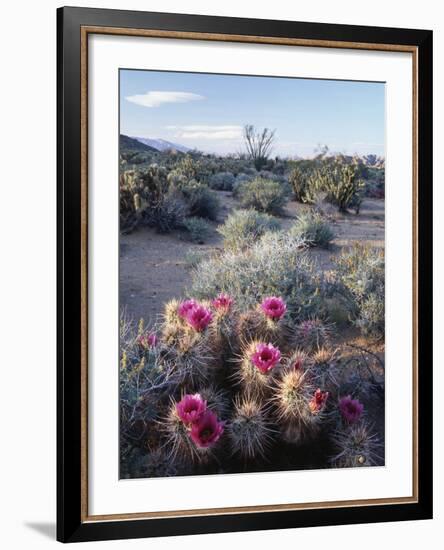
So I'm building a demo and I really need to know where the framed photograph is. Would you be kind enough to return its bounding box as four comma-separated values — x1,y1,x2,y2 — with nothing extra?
57,6,433,543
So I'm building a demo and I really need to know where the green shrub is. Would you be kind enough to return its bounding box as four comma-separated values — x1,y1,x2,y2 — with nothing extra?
190,231,324,320
333,243,385,337
232,174,253,197
209,171,235,191
238,177,289,215
218,209,281,251
183,217,213,243
289,211,335,248
146,191,189,233
180,181,220,221
257,171,288,185
184,248,212,268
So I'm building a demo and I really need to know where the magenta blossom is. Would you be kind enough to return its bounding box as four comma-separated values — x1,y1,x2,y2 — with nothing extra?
190,410,225,448
251,343,281,374
186,305,213,331
178,299,198,318
137,332,158,349
339,396,364,424
261,296,287,320
212,293,234,311
176,394,207,424
309,389,329,413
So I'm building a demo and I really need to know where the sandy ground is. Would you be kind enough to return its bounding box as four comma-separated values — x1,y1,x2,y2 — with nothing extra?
120,192,385,326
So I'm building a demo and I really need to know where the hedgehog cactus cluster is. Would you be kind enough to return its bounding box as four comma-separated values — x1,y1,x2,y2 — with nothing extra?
120,293,381,477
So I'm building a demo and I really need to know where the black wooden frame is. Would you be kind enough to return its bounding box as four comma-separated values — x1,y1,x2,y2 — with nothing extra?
57,6,433,543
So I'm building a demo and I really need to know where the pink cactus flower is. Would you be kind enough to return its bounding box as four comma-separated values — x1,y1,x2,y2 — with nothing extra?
212,293,234,311
176,394,207,424
260,296,287,320
137,332,158,349
339,395,364,424
190,410,225,448
309,388,329,413
185,304,213,331
178,299,198,318
251,343,281,374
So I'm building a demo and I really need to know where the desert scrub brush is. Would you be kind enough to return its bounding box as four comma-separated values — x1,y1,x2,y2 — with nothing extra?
329,421,382,467
228,395,274,460
294,317,333,352
236,340,282,395
190,231,326,322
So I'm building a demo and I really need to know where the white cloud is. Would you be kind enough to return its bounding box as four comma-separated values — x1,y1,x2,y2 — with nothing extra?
125,91,205,108
167,125,243,140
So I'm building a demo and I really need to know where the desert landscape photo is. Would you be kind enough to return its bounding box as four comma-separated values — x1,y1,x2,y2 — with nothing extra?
119,69,385,479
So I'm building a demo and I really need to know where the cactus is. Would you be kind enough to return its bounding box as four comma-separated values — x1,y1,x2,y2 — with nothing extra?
121,447,181,479
228,395,274,460
236,340,281,396
120,287,382,476
273,368,324,445
236,310,265,345
161,331,218,388
162,400,204,463
294,317,333,352
288,166,309,202
318,161,365,213
119,164,187,233
310,347,339,390
274,369,312,421
283,349,310,372
329,422,382,467
199,385,230,418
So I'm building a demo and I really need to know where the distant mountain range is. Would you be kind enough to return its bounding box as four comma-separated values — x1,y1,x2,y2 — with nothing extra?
120,135,158,152
131,137,191,153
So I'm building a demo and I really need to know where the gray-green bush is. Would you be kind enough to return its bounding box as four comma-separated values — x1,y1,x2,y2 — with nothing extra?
238,177,289,215
333,243,385,337
190,231,324,320
183,216,213,243
209,171,236,191
217,209,281,251
179,181,220,221
289,211,335,248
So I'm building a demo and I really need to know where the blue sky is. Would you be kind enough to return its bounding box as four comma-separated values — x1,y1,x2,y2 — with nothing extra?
120,69,385,158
